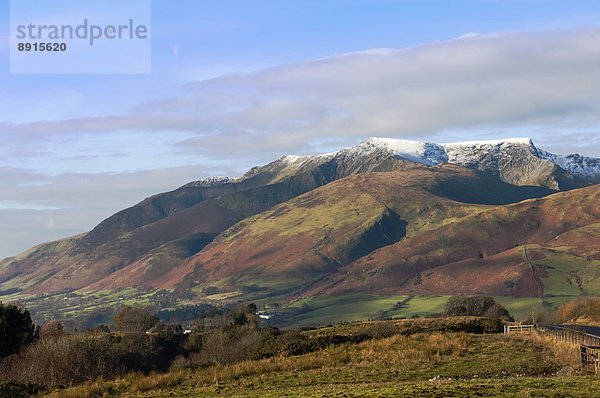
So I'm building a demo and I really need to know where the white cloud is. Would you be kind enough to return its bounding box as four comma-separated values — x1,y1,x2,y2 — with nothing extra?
3,29,600,157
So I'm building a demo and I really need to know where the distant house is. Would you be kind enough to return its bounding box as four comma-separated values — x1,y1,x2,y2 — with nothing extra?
257,312,271,320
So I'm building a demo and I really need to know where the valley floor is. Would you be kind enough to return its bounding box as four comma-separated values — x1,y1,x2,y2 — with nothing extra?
8,287,579,328
49,324,597,398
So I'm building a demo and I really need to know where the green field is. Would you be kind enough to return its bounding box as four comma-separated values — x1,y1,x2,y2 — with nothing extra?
518,244,600,297
284,293,581,326
284,294,449,326
494,296,588,320
0,287,162,325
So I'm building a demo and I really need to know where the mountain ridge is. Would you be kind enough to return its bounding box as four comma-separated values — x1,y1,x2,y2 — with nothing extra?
184,137,600,191
1,137,599,307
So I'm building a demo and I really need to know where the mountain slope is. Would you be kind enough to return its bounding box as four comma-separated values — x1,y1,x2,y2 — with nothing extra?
160,178,599,301
141,164,553,294
314,184,600,298
1,137,599,298
70,136,600,252
0,141,426,294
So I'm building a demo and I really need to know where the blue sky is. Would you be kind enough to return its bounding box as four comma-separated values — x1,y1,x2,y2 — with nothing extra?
1,0,600,258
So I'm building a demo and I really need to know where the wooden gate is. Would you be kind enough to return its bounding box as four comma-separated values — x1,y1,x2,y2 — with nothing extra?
580,345,600,375
503,324,534,334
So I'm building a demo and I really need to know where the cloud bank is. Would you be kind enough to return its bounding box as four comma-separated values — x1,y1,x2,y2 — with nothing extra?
0,166,212,259
5,29,600,154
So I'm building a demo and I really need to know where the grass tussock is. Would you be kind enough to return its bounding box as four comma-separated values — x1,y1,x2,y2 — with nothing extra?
528,331,580,367
46,379,114,398
127,371,187,393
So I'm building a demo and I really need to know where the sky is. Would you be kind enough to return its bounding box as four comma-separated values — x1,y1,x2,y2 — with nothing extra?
1,0,600,259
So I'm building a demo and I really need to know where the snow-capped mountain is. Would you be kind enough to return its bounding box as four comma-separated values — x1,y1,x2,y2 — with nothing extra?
183,176,234,187
339,137,600,178
4,135,598,299
535,149,600,180
180,137,600,192
255,137,600,190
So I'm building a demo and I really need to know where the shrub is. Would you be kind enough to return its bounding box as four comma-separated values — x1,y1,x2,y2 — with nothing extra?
156,303,218,323
0,381,42,398
0,303,37,357
229,303,259,327
4,330,186,389
112,332,185,373
113,306,159,333
444,296,513,321
199,326,266,365
40,320,65,338
6,332,117,388
556,297,600,324
69,307,114,331
183,332,203,352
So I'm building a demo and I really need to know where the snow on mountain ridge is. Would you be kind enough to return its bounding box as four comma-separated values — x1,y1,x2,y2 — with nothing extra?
345,137,599,179
274,137,600,181
441,137,533,146
281,152,337,165
183,176,234,187
357,137,448,165
536,149,600,179
276,138,540,169
187,137,600,188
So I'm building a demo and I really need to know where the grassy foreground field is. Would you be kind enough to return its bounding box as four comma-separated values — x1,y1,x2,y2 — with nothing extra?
47,318,596,398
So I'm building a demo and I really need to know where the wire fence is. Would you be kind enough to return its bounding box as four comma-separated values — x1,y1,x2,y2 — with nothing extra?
537,325,600,375
538,325,600,347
